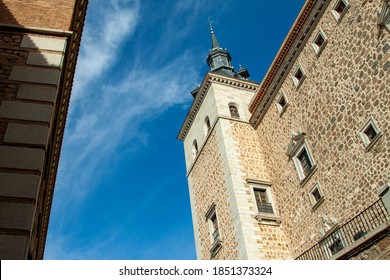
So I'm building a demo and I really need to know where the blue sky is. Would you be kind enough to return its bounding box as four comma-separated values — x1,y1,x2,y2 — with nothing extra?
45,0,306,260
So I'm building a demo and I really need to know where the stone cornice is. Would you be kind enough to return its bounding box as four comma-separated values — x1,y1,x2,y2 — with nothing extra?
177,72,258,141
37,0,89,259
249,0,330,129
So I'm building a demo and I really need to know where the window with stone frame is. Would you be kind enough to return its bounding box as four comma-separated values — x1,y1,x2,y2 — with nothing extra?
359,116,382,151
309,183,324,210
276,91,289,115
229,104,240,118
311,29,327,56
292,64,306,88
292,139,316,184
254,188,274,214
205,203,222,257
331,0,349,22
247,180,281,225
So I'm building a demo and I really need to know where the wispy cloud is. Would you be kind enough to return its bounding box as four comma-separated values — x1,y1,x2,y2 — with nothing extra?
72,0,140,100
47,0,202,259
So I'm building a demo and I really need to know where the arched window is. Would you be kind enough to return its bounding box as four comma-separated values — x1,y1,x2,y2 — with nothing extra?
229,104,240,118
204,116,211,135
192,140,198,158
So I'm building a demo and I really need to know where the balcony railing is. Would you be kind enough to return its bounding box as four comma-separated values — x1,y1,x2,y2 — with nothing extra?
296,199,389,260
257,202,274,214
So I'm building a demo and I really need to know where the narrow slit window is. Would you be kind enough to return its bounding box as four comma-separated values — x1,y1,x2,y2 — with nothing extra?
204,116,211,136
192,140,198,158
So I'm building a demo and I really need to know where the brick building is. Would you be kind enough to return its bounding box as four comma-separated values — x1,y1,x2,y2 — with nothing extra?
178,0,390,259
0,0,88,259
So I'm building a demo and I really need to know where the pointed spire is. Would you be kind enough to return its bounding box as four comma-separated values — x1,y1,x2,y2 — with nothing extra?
209,18,220,49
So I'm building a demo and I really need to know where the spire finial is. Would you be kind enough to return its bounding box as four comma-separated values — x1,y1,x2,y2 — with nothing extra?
209,18,214,33
209,18,220,49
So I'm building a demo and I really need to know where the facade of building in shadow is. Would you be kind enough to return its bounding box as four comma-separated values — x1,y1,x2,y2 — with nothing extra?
0,0,88,259
178,0,390,260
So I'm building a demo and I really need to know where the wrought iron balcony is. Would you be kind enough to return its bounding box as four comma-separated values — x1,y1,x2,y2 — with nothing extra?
296,199,389,260
257,202,274,214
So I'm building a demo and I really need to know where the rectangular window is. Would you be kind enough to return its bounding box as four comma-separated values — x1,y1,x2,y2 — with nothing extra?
205,203,222,257
276,91,289,116
309,183,324,210
254,189,274,214
311,29,327,56
298,149,312,177
331,0,349,22
247,179,281,225
359,116,382,151
292,140,316,184
292,64,306,88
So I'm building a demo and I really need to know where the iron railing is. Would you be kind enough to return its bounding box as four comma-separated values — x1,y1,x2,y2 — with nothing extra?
257,202,274,214
296,199,389,260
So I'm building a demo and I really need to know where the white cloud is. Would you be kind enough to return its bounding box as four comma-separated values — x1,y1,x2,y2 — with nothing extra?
47,0,205,259
72,0,140,100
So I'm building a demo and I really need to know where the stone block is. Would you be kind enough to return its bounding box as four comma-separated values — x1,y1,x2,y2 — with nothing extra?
0,173,40,199
9,66,60,85
0,146,45,171
0,101,53,123
27,52,64,68
0,234,28,260
4,123,49,145
21,35,66,52
17,84,57,103
0,202,34,230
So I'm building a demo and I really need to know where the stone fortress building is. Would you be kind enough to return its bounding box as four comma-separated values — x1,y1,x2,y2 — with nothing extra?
178,0,390,259
0,0,88,259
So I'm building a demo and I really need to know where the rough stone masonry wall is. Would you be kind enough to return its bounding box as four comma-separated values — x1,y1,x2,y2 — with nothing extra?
188,127,239,260
255,0,389,258
230,121,292,259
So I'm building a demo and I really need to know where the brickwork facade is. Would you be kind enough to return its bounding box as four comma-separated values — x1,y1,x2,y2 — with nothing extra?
0,0,88,259
0,0,76,30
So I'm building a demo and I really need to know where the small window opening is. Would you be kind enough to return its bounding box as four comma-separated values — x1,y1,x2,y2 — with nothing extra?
229,105,240,118
298,149,313,177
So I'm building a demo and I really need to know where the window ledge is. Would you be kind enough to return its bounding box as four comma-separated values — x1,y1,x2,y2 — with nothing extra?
210,239,222,258
299,165,317,187
255,213,282,226
364,132,382,152
311,196,325,211
278,104,289,117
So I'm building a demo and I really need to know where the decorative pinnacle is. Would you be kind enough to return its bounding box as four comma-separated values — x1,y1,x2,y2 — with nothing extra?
208,18,214,32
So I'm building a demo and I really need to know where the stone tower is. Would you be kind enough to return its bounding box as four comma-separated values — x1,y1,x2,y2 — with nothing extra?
178,25,290,260
0,0,88,259
179,0,390,260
